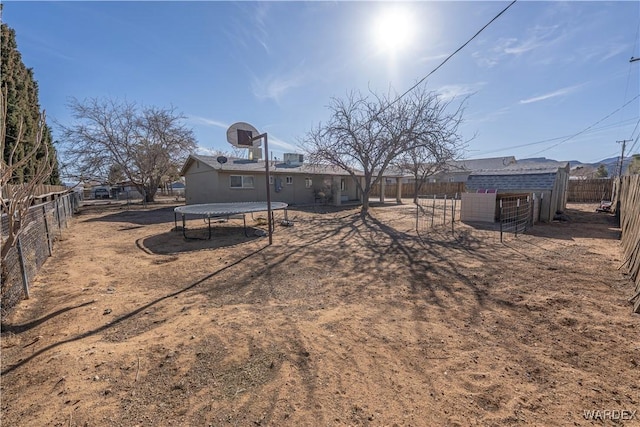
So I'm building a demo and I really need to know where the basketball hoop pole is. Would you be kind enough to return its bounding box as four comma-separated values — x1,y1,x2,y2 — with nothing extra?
250,133,273,245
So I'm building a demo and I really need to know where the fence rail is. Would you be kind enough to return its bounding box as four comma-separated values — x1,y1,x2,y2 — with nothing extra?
1,192,80,318
615,175,640,313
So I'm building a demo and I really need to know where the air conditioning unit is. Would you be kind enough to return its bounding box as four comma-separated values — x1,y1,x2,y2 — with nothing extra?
283,153,304,165
249,147,263,160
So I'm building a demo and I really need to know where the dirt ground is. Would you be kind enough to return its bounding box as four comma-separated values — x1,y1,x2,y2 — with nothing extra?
1,199,639,426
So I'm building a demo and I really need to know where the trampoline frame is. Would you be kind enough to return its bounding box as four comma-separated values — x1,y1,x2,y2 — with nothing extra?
173,202,288,240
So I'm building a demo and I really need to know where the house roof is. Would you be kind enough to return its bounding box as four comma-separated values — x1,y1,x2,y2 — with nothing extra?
470,161,569,176
445,156,517,173
181,154,405,177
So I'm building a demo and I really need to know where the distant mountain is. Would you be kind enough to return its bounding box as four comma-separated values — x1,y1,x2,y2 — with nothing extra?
518,156,631,177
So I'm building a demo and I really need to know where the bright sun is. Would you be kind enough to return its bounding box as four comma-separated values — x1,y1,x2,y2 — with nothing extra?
372,7,415,53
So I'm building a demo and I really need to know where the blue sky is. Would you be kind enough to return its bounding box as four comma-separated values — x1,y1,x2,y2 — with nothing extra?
3,1,640,166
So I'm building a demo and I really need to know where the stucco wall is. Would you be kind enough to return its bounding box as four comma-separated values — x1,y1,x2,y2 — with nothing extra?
184,160,219,205
184,163,360,206
269,172,316,205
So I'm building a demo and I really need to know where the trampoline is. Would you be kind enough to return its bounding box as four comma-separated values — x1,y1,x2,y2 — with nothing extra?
174,201,288,240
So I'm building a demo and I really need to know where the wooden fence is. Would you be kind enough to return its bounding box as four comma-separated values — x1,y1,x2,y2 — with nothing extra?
616,175,640,313
567,178,613,202
370,179,614,202
370,181,466,198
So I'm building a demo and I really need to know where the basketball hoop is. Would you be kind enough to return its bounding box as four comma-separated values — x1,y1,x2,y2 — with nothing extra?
226,122,262,148
225,121,273,245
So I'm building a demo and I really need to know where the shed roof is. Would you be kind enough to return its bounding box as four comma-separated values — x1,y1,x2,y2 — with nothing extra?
466,162,569,191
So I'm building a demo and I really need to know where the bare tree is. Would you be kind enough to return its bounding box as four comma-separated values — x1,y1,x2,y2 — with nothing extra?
303,87,466,214
60,98,196,202
394,96,466,202
1,89,54,263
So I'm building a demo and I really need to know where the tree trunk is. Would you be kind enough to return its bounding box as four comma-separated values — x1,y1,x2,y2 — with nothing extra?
413,180,422,204
360,192,370,215
144,186,156,203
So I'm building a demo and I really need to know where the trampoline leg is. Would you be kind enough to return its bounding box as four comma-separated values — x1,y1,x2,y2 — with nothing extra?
270,211,275,233
174,212,177,232
182,214,187,239
208,216,212,240
243,214,251,237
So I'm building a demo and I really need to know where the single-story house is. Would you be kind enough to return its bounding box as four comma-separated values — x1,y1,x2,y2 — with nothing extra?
464,162,570,222
111,181,144,199
180,154,402,206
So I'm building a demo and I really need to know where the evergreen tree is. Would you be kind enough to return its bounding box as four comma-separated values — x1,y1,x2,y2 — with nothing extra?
1,23,60,185
627,154,640,175
595,164,608,178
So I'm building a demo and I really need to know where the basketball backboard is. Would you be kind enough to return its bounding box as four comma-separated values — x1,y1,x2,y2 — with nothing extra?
226,122,262,148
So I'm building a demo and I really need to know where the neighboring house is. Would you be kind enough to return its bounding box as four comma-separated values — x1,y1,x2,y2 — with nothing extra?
400,156,516,184
170,181,185,191
180,154,374,206
465,162,570,222
569,164,598,179
111,181,144,199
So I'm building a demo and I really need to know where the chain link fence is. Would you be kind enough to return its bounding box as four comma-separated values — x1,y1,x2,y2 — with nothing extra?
1,192,80,318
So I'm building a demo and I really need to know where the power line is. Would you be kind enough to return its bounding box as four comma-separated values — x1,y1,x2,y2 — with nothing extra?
473,116,640,156
389,0,518,109
344,1,518,140
626,117,640,157
626,131,640,156
585,150,620,164
614,20,640,142
527,94,640,157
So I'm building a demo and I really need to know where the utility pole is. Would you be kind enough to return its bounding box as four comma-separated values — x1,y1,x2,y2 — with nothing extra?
616,139,632,176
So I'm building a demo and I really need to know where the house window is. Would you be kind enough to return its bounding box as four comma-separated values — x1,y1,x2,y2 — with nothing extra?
230,175,254,189
340,178,346,191
286,176,293,185
305,178,312,188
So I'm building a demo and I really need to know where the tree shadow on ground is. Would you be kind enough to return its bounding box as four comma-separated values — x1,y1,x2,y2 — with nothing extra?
1,300,96,334
0,246,268,376
80,206,177,226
